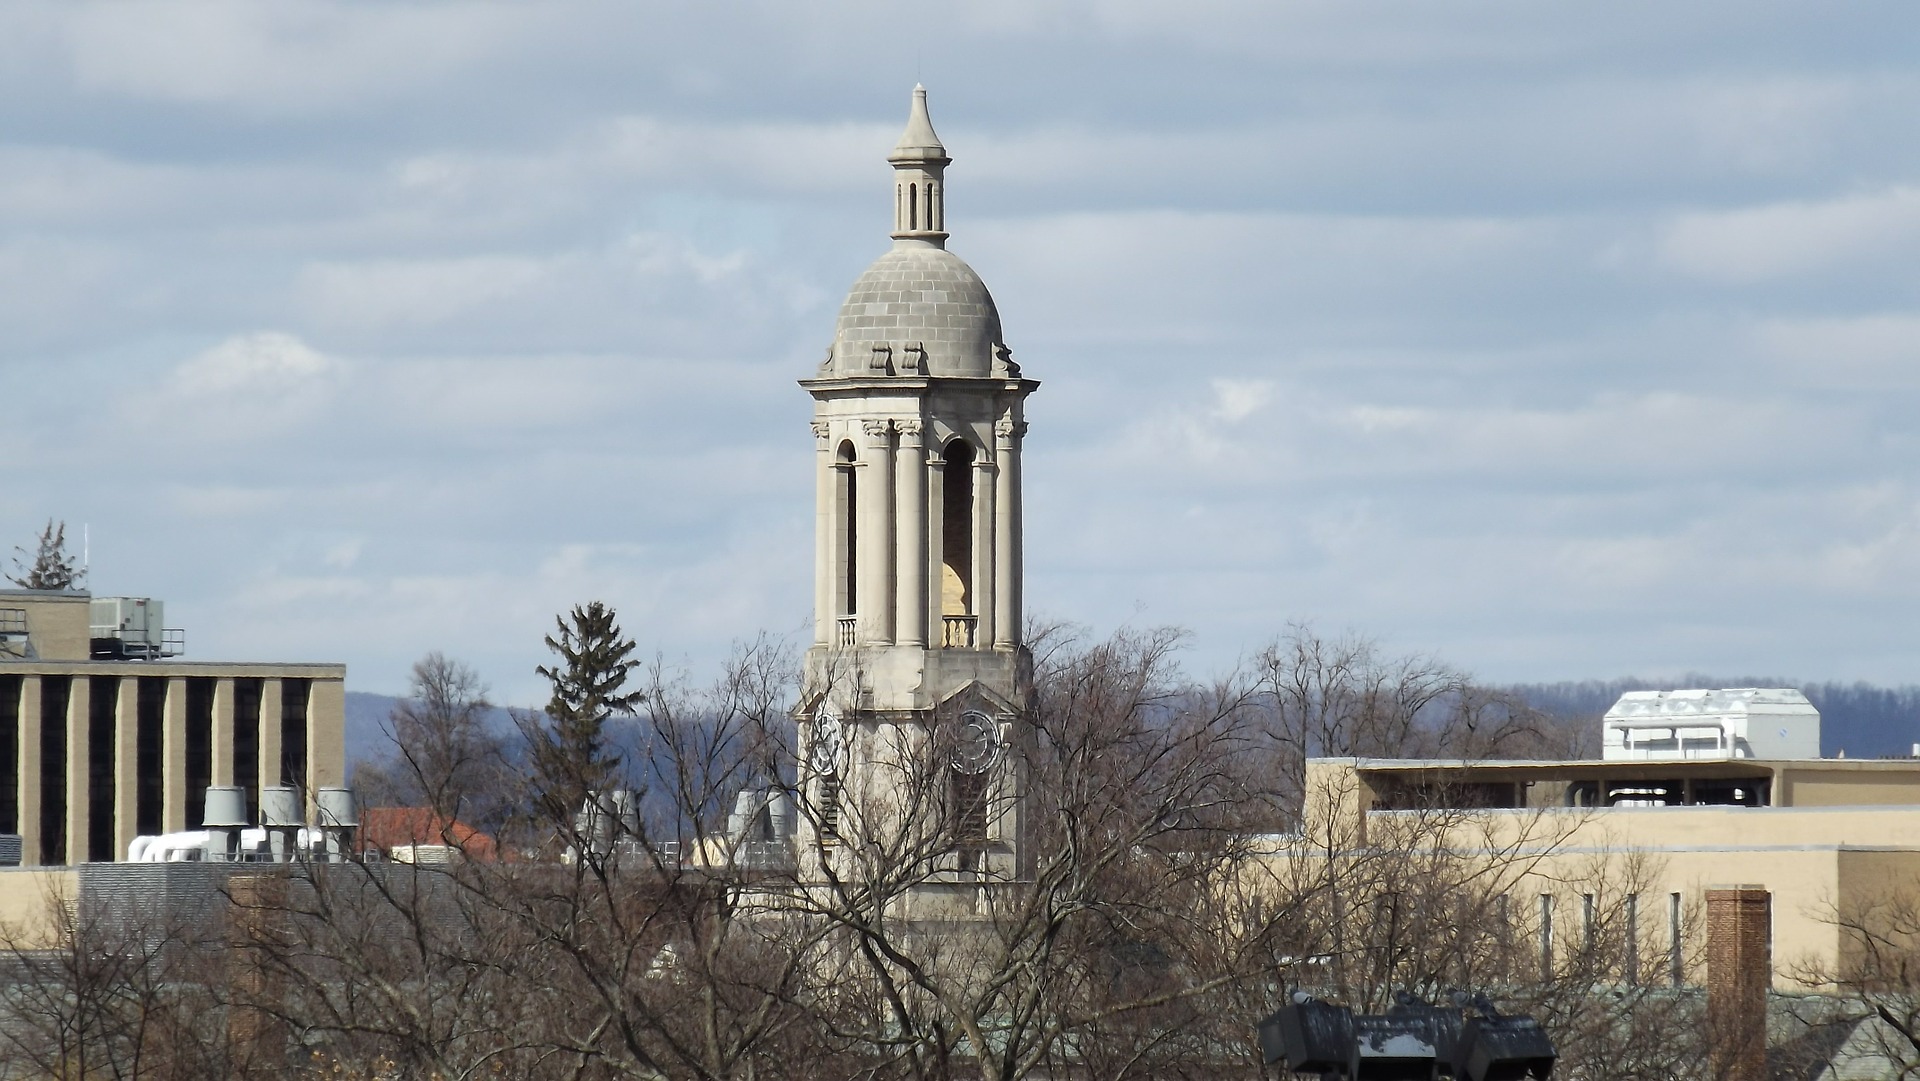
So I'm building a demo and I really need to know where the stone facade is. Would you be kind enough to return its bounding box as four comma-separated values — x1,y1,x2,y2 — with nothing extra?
797,88,1036,899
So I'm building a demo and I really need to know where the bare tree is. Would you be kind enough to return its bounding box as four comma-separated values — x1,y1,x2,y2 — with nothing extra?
354,652,511,830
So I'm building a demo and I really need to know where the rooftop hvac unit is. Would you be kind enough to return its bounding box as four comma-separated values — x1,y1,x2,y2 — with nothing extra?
88,597,184,659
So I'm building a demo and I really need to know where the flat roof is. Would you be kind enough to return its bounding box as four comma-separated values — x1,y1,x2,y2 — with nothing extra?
1330,757,1920,781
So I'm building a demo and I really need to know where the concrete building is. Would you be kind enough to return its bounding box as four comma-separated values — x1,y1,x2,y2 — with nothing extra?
1303,743,1920,990
796,87,1036,893
0,586,345,867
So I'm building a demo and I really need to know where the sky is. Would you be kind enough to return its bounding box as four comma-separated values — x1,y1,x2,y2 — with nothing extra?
4,1,1919,705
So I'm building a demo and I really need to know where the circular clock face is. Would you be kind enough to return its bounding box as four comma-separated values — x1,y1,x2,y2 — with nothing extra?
810,705,844,774
951,711,1001,774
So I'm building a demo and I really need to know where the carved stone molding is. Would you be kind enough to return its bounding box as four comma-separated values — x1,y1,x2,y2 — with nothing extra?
994,416,1028,441
861,419,894,442
895,419,924,444
810,420,831,446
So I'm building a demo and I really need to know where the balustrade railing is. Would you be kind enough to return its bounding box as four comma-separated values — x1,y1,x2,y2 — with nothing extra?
836,617,858,648
941,615,977,649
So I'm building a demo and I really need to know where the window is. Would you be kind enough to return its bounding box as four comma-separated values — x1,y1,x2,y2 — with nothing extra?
1625,893,1640,985
940,440,974,617
1669,892,1684,986
835,441,858,618
1539,895,1554,981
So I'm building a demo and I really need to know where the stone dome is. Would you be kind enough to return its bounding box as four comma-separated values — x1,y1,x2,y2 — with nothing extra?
831,240,1003,379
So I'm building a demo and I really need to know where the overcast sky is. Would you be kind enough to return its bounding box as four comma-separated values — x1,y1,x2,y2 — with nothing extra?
4,2,1918,704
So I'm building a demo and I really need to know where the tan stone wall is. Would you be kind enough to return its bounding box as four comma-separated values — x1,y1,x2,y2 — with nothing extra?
3,592,91,662
0,868,77,949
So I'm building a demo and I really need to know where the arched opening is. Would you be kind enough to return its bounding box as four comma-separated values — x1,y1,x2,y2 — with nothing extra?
940,439,973,637
925,184,935,232
835,441,858,626
909,182,918,230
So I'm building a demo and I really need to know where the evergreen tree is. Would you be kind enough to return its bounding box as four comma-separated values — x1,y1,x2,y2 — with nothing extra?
7,520,84,591
526,601,644,827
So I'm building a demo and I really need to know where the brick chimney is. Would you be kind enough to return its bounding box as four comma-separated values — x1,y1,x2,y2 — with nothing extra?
1706,886,1770,1081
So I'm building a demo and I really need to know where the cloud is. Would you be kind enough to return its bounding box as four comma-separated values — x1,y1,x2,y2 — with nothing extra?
6,0,1920,695
1656,186,1920,282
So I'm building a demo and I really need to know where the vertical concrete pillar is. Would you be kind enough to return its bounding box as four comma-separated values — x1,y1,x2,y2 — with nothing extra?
211,677,236,787
992,418,1017,649
973,457,997,649
65,677,88,865
812,420,834,645
1707,886,1771,1081
259,678,283,788
894,419,927,647
926,453,946,636
858,420,895,645
307,678,346,798
17,676,40,867
163,677,187,833
1006,420,1024,647
115,675,138,861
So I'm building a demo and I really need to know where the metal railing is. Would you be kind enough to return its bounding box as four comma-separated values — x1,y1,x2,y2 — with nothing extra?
941,615,977,649
835,617,858,648
87,627,186,660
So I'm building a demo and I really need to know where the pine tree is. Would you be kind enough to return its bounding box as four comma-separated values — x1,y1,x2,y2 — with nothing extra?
7,520,84,591
527,601,644,827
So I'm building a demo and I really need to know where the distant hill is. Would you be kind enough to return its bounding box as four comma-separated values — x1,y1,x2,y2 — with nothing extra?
344,691,523,768
1505,678,1920,759
347,680,1920,778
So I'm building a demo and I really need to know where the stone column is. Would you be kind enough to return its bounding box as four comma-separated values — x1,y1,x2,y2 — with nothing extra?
66,677,89,865
894,419,927,647
18,676,40,867
926,451,947,639
973,456,997,649
1707,886,1771,1081
858,420,895,645
993,417,1018,649
115,676,138,861
307,678,346,794
212,678,236,788
163,677,187,833
260,678,283,789
812,420,834,645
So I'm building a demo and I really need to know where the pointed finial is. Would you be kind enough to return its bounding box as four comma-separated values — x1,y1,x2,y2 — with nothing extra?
889,84,948,165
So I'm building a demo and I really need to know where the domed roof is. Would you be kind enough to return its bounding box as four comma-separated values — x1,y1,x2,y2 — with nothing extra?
831,240,1003,379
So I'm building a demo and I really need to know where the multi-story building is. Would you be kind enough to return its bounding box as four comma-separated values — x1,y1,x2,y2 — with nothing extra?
1304,696,1920,989
0,585,345,869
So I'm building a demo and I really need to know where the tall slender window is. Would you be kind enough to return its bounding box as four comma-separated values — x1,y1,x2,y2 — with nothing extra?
835,441,858,619
941,440,974,619
39,676,68,865
1539,894,1555,981
909,183,918,229
1669,892,1684,986
281,678,310,792
235,678,261,823
0,675,18,835
185,677,214,829
1625,893,1640,985
87,676,116,862
136,678,165,835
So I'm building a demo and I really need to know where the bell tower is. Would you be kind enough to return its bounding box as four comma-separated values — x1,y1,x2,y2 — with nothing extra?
799,87,1036,891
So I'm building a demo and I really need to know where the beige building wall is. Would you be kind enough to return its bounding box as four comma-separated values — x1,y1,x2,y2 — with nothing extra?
0,662,345,865
0,868,77,948
2,592,90,662
1299,758,1920,991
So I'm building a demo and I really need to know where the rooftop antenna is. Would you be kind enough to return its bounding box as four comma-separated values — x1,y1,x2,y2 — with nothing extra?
83,523,89,582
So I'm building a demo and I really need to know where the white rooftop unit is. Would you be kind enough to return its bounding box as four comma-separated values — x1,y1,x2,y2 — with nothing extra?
1602,688,1820,762
88,597,184,659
